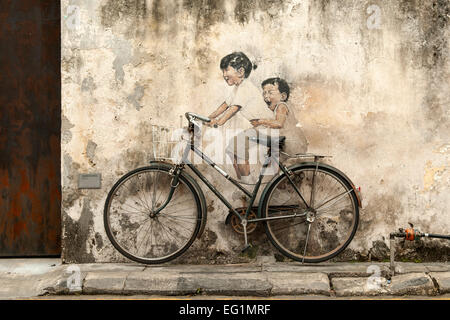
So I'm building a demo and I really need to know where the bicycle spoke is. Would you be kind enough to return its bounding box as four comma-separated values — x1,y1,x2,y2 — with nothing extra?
137,173,153,213
315,189,353,211
269,218,307,233
156,219,185,246
302,223,311,263
159,213,198,221
136,220,153,255
122,180,152,213
158,215,197,233
129,175,152,213
312,173,336,208
152,170,160,210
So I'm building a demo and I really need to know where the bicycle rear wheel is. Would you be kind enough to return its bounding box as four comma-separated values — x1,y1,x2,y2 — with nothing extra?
261,164,359,263
104,165,202,264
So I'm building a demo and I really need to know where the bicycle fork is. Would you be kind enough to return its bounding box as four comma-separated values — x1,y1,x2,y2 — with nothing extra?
152,164,183,216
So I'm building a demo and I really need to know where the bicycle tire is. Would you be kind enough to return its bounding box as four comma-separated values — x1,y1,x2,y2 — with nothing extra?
104,164,203,264
261,163,359,263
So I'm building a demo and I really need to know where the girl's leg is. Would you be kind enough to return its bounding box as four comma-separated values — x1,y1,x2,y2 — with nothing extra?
237,161,250,176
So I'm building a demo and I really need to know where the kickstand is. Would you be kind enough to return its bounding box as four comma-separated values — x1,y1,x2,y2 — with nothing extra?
241,243,252,253
241,219,252,253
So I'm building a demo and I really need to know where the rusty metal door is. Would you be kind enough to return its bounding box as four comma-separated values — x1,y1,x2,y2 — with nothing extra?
0,1,61,256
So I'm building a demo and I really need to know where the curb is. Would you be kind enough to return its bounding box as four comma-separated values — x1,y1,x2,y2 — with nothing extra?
1,262,449,298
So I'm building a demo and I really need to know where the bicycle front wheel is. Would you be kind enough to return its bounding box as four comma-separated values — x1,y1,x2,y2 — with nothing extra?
261,164,359,263
104,165,202,264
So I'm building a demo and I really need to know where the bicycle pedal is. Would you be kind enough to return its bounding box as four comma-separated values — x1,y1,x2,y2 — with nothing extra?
241,244,253,253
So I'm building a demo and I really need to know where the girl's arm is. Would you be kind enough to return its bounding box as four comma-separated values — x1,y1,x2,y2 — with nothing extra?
208,102,228,119
215,105,241,126
251,104,288,128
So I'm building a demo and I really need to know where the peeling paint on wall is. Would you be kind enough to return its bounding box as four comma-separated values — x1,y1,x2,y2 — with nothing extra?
423,161,446,192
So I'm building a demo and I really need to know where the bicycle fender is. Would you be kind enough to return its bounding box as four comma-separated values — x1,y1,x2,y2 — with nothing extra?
149,160,208,238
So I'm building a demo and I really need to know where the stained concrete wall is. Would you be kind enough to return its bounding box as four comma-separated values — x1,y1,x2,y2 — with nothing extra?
61,0,449,263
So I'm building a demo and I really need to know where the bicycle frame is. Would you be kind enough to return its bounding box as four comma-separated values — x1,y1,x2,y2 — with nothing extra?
155,127,311,227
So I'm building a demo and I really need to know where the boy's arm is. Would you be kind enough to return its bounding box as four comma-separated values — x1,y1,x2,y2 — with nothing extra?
251,105,288,128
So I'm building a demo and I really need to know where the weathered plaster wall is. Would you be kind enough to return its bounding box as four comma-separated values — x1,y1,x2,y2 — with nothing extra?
61,0,449,263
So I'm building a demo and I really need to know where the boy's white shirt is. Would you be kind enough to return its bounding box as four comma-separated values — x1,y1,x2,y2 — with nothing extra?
224,79,273,130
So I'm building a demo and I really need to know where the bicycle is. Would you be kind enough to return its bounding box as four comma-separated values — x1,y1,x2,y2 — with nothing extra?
104,112,362,264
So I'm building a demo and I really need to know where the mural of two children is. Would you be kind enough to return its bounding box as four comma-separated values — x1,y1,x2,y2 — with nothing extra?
206,52,308,182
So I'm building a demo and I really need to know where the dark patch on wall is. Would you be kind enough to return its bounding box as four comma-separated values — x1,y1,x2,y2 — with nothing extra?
126,82,146,111
151,0,165,25
62,154,82,208
332,247,366,262
394,239,449,262
400,0,449,69
234,0,288,24
100,0,147,28
207,201,214,213
62,198,95,263
183,0,226,31
86,140,97,166
369,240,390,261
357,193,403,235
61,51,83,74
234,0,258,24
173,229,223,264
398,0,449,138
94,232,104,249
81,76,96,93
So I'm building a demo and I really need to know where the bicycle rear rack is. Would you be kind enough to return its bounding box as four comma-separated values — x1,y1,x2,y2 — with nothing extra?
281,151,332,160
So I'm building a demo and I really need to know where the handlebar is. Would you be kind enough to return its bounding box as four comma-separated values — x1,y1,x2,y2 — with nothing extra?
185,112,211,123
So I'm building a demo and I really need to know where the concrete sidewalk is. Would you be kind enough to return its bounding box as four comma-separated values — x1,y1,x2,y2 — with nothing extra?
0,258,449,299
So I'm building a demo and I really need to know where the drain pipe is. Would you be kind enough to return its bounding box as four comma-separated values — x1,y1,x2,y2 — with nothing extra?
389,232,404,275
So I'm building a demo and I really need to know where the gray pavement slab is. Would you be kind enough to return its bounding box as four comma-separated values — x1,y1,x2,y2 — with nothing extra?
394,262,429,274
267,272,330,296
429,272,450,294
332,277,389,296
263,262,391,277
124,271,192,295
425,264,450,273
177,272,272,296
144,263,262,274
387,273,436,295
83,271,129,295
0,258,61,275
74,263,146,273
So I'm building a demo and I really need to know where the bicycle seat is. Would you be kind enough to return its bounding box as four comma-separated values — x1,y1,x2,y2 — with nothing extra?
249,135,286,149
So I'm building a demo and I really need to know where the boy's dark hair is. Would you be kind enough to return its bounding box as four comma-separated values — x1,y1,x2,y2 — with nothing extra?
261,77,290,101
220,52,255,78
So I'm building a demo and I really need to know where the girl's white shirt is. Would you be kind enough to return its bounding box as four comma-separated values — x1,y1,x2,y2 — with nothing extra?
224,79,273,130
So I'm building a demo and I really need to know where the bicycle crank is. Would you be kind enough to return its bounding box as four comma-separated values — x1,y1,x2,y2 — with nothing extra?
227,208,258,235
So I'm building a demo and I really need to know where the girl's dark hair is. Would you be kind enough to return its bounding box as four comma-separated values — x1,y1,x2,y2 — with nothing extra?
261,77,290,101
220,52,255,78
